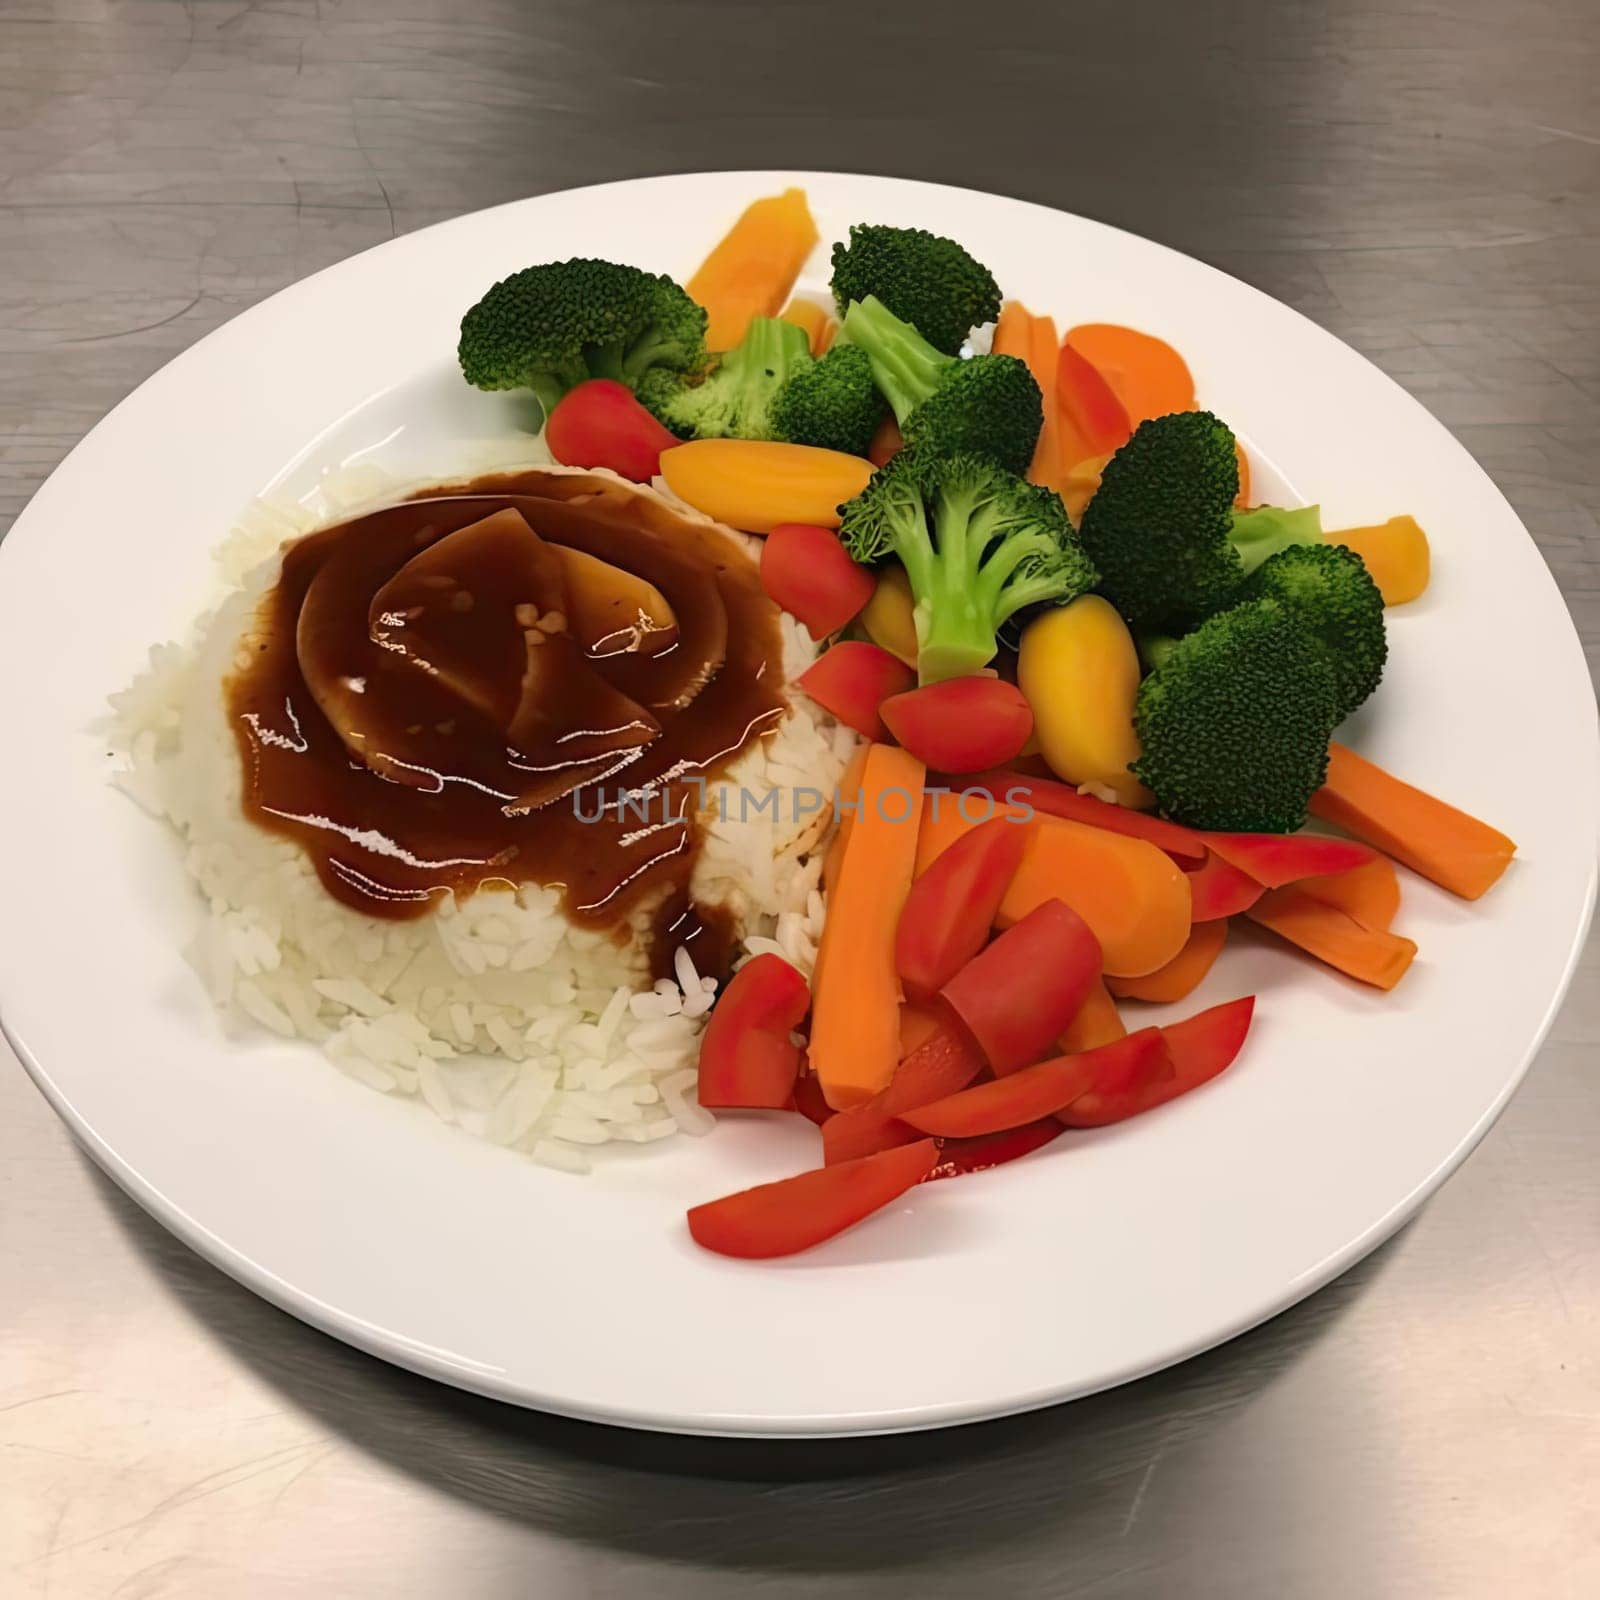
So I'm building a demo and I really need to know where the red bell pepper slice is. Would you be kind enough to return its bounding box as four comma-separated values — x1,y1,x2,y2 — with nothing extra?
686,1139,939,1259
902,1028,1171,1137
789,1071,833,1128
1057,342,1133,456
924,1118,1065,1180
822,1018,987,1166
1202,831,1377,889
1059,996,1255,1127
795,640,916,741
1184,850,1264,921
895,814,1034,1002
957,770,1205,861
696,953,809,1110
544,379,681,482
939,899,1103,1075
760,523,876,638
879,678,1035,775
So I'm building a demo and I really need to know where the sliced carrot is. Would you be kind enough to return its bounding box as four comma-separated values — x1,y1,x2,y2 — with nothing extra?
993,300,1033,361
1310,742,1516,900
1059,978,1127,1053
992,302,1064,490
1064,324,1195,425
915,798,1192,978
1028,314,1065,491
779,297,834,355
1234,440,1252,508
1108,918,1228,1004
1061,451,1111,525
1248,888,1417,990
1296,856,1401,931
808,744,927,1109
687,187,819,351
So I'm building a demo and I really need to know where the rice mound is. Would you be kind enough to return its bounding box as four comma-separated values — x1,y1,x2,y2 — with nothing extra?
110,464,854,1175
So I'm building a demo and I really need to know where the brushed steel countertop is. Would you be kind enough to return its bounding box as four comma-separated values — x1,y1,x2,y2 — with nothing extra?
2,2,1597,1595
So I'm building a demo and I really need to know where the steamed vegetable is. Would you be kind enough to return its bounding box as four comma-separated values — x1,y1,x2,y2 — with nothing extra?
760,523,876,637
795,641,916,740
1057,342,1133,459
1017,595,1151,806
779,296,835,354
958,769,1205,860
1247,888,1418,989
687,187,819,351
938,900,1103,1074
895,815,1033,1001
879,677,1034,773
1183,850,1266,921
458,259,707,414
915,799,1193,978
1202,830,1376,888
769,342,885,456
903,1029,1171,1137
995,302,1068,489
1058,978,1128,1053
1296,856,1401,930
1241,542,1387,719
1107,918,1228,1003
859,564,918,665
1059,997,1254,1126
1077,412,1314,633
837,449,1096,683
1063,323,1195,426
658,438,873,532
687,1138,937,1259
696,954,809,1109
926,1119,1066,1179
808,744,927,1109
1327,515,1431,606
823,1021,987,1165
830,223,1002,356
544,379,681,481
1132,598,1341,831
639,315,811,441
841,296,1043,473
1311,742,1516,899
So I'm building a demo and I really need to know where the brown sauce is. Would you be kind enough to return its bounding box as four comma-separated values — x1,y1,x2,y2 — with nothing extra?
225,469,787,968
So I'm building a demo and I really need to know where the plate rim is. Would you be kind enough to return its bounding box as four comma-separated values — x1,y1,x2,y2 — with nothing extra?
3,168,1597,1436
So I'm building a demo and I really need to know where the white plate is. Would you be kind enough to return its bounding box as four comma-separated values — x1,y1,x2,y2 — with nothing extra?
1,172,1595,1437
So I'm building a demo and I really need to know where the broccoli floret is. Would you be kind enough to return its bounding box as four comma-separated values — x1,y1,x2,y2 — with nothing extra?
1242,543,1387,720
769,343,885,455
1078,411,1243,633
831,224,1002,356
1132,598,1340,831
1230,503,1325,575
841,296,1042,475
638,316,810,441
838,450,1096,683
458,258,707,417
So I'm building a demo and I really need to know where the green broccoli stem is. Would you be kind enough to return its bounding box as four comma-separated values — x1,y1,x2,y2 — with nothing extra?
1229,504,1324,578
899,488,1002,684
841,295,953,426
1139,633,1182,672
528,373,568,422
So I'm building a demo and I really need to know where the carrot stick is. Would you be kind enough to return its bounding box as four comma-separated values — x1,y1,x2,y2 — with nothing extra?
915,798,1192,979
1059,978,1127,1053
1247,888,1417,990
1296,857,1401,931
687,188,820,351
1064,324,1195,425
808,744,927,1108
993,300,1033,360
1027,313,1065,491
1108,918,1228,1003
822,744,869,899
1310,742,1516,900
779,297,834,356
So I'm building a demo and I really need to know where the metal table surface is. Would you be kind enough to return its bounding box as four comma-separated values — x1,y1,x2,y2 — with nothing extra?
2,2,1597,1595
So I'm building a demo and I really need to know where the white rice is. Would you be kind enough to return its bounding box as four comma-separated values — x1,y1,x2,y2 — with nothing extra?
109,464,850,1175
